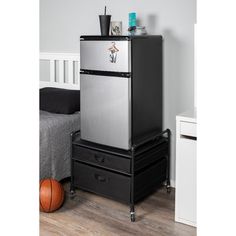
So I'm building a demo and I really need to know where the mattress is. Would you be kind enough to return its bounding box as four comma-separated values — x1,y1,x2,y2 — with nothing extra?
40,110,80,181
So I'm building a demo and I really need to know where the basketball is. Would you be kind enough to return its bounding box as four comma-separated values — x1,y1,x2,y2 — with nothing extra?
40,179,65,212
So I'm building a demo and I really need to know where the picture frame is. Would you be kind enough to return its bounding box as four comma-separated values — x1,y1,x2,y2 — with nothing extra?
110,21,122,36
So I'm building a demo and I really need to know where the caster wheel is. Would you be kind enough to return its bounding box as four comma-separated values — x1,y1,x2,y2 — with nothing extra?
69,190,76,199
166,185,171,193
130,212,135,222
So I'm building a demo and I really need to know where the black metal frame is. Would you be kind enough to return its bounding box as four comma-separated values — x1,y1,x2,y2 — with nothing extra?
129,128,171,221
70,130,80,195
70,129,171,222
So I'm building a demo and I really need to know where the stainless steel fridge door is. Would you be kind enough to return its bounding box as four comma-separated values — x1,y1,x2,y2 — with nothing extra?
80,40,131,73
81,74,131,150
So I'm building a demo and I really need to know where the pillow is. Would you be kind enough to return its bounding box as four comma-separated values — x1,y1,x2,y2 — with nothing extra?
40,87,80,114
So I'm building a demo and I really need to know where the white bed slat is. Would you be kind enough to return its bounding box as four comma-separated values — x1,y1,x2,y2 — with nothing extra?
58,60,64,84
68,60,74,85
49,60,55,82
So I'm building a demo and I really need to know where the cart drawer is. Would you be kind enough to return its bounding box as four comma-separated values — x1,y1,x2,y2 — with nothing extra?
72,145,130,174
73,161,130,203
180,121,197,138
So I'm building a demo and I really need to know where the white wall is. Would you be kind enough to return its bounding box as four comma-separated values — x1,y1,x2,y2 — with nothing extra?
40,0,196,185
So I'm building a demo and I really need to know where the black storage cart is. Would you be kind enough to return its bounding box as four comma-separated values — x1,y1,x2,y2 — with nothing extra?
70,129,171,222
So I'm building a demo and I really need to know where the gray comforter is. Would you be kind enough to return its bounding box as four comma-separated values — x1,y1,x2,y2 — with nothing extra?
40,110,80,181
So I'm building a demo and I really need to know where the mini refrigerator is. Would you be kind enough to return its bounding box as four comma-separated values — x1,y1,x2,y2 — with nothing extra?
80,35,163,150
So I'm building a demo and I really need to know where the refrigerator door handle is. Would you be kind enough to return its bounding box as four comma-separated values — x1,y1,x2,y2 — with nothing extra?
80,69,131,78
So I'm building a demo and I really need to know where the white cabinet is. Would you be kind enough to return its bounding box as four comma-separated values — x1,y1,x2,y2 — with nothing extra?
175,109,197,227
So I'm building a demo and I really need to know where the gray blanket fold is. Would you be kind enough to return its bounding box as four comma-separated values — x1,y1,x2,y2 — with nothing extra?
40,110,80,181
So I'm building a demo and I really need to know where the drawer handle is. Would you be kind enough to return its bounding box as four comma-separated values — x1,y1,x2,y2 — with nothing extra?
94,173,107,182
94,155,105,163
180,134,197,141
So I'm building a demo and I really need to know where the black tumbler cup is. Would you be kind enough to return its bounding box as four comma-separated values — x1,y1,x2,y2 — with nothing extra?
99,15,111,36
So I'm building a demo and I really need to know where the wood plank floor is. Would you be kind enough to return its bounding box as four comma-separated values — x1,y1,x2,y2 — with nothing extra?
40,181,196,236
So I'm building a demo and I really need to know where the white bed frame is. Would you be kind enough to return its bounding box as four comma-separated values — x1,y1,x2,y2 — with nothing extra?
40,52,80,90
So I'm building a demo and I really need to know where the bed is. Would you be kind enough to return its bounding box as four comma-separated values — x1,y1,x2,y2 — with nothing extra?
40,110,80,180
40,53,80,181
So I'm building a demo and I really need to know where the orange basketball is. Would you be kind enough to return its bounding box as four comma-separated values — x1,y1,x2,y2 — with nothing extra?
40,179,64,212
